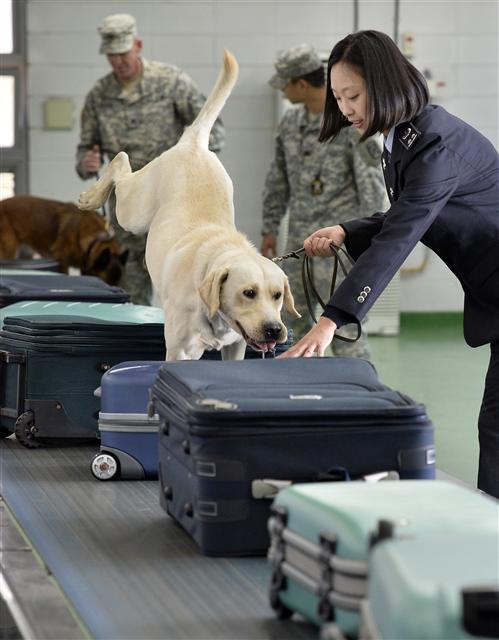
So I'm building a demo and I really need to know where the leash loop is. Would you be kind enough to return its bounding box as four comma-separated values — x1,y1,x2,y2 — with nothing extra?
273,243,361,343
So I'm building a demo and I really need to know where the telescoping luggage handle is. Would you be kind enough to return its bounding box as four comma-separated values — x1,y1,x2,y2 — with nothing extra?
268,513,403,629
252,470,400,499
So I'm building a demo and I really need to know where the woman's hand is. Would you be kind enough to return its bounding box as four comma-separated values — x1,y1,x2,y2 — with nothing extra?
304,225,346,257
278,316,337,358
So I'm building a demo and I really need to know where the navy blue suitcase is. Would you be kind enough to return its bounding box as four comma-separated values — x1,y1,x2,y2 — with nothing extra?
92,336,295,481
150,357,435,556
92,361,162,480
0,273,130,307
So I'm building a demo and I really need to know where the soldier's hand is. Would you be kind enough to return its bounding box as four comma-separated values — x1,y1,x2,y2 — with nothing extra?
261,233,277,258
82,145,102,174
278,316,337,358
304,225,346,258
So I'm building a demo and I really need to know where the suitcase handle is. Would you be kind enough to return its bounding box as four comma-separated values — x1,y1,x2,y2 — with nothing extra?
318,468,400,483
252,479,292,499
252,470,399,499
317,467,351,482
462,588,499,638
0,349,26,364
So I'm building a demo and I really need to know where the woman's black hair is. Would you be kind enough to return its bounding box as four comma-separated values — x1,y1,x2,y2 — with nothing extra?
319,30,429,142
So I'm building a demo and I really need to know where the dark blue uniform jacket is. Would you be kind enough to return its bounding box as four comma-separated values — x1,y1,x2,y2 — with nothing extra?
325,105,499,347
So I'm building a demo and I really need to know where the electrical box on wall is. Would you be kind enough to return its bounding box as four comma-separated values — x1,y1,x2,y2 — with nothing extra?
43,97,74,130
401,32,415,58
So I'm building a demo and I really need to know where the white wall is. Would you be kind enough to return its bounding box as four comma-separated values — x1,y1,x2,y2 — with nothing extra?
26,0,498,312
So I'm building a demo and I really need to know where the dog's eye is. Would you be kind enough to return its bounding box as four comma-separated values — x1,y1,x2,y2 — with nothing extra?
273,292,282,300
243,289,256,299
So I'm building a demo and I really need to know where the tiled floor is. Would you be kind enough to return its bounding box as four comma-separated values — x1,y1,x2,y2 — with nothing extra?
368,313,490,489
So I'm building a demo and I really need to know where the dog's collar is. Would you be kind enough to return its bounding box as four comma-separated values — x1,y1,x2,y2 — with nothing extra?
216,310,233,330
209,310,231,333
81,231,113,272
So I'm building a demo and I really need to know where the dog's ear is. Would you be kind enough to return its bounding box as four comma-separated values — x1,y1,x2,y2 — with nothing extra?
92,247,112,271
199,267,229,318
120,249,129,265
283,278,301,318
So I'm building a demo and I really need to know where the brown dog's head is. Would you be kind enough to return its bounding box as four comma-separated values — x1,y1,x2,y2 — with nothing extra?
199,255,300,353
81,232,128,285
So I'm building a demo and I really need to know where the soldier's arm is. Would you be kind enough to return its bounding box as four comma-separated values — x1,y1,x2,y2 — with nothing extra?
261,129,290,236
173,70,225,153
76,92,102,180
351,132,387,215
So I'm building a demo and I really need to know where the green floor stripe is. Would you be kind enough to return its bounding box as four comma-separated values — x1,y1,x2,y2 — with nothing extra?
400,312,463,329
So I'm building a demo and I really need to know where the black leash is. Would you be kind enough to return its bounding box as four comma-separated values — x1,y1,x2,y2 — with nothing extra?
272,244,361,343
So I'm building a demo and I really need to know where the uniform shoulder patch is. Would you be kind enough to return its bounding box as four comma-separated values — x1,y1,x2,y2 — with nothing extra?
365,138,382,160
355,135,382,166
398,122,422,150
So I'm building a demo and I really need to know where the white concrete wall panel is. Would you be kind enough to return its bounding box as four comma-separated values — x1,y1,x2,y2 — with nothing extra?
25,0,498,312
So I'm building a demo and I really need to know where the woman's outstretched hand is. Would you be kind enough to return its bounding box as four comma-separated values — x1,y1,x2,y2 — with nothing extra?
304,225,346,257
278,316,337,358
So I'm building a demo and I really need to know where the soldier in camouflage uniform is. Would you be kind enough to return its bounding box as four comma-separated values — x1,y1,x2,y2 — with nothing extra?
261,44,386,358
76,14,225,305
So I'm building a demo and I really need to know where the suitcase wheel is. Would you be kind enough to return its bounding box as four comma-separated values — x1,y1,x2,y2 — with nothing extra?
269,587,293,620
14,411,44,449
91,453,119,481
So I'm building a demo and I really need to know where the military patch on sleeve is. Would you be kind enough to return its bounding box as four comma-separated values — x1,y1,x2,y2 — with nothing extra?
366,139,381,159
357,137,382,166
399,123,421,150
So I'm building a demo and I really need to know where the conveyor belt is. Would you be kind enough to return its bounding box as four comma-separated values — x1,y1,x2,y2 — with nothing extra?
0,438,315,640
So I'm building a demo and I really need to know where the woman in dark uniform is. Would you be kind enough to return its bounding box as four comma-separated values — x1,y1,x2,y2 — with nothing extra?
280,30,499,499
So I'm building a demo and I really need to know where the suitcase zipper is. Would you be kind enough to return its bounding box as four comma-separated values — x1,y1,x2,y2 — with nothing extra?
153,394,431,437
153,377,419,414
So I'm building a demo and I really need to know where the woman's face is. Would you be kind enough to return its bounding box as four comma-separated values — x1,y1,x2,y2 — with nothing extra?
330,62,368,133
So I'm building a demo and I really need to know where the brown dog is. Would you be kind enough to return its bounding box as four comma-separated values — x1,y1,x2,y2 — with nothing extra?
0,195,127,285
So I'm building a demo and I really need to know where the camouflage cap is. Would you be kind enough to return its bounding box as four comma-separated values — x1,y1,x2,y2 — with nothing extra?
98,13,137,55
269,44,323,90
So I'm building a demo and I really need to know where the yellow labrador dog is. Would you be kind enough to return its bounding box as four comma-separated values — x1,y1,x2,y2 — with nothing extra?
79,50,299,360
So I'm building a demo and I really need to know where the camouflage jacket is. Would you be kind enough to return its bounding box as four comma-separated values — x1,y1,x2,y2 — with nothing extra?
261,105,386,238
76,58,225,178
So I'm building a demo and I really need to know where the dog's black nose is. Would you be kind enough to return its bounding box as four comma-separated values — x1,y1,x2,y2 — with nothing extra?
263,323,282,341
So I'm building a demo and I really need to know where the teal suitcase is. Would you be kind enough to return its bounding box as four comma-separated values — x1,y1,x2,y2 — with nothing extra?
356,533,499,640
268,480,499,638
0,301,165,447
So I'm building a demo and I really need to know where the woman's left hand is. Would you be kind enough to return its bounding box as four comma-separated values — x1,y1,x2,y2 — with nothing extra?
278,316,337,358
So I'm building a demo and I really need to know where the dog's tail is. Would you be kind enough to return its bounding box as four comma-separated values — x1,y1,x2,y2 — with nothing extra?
181,49,239,149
